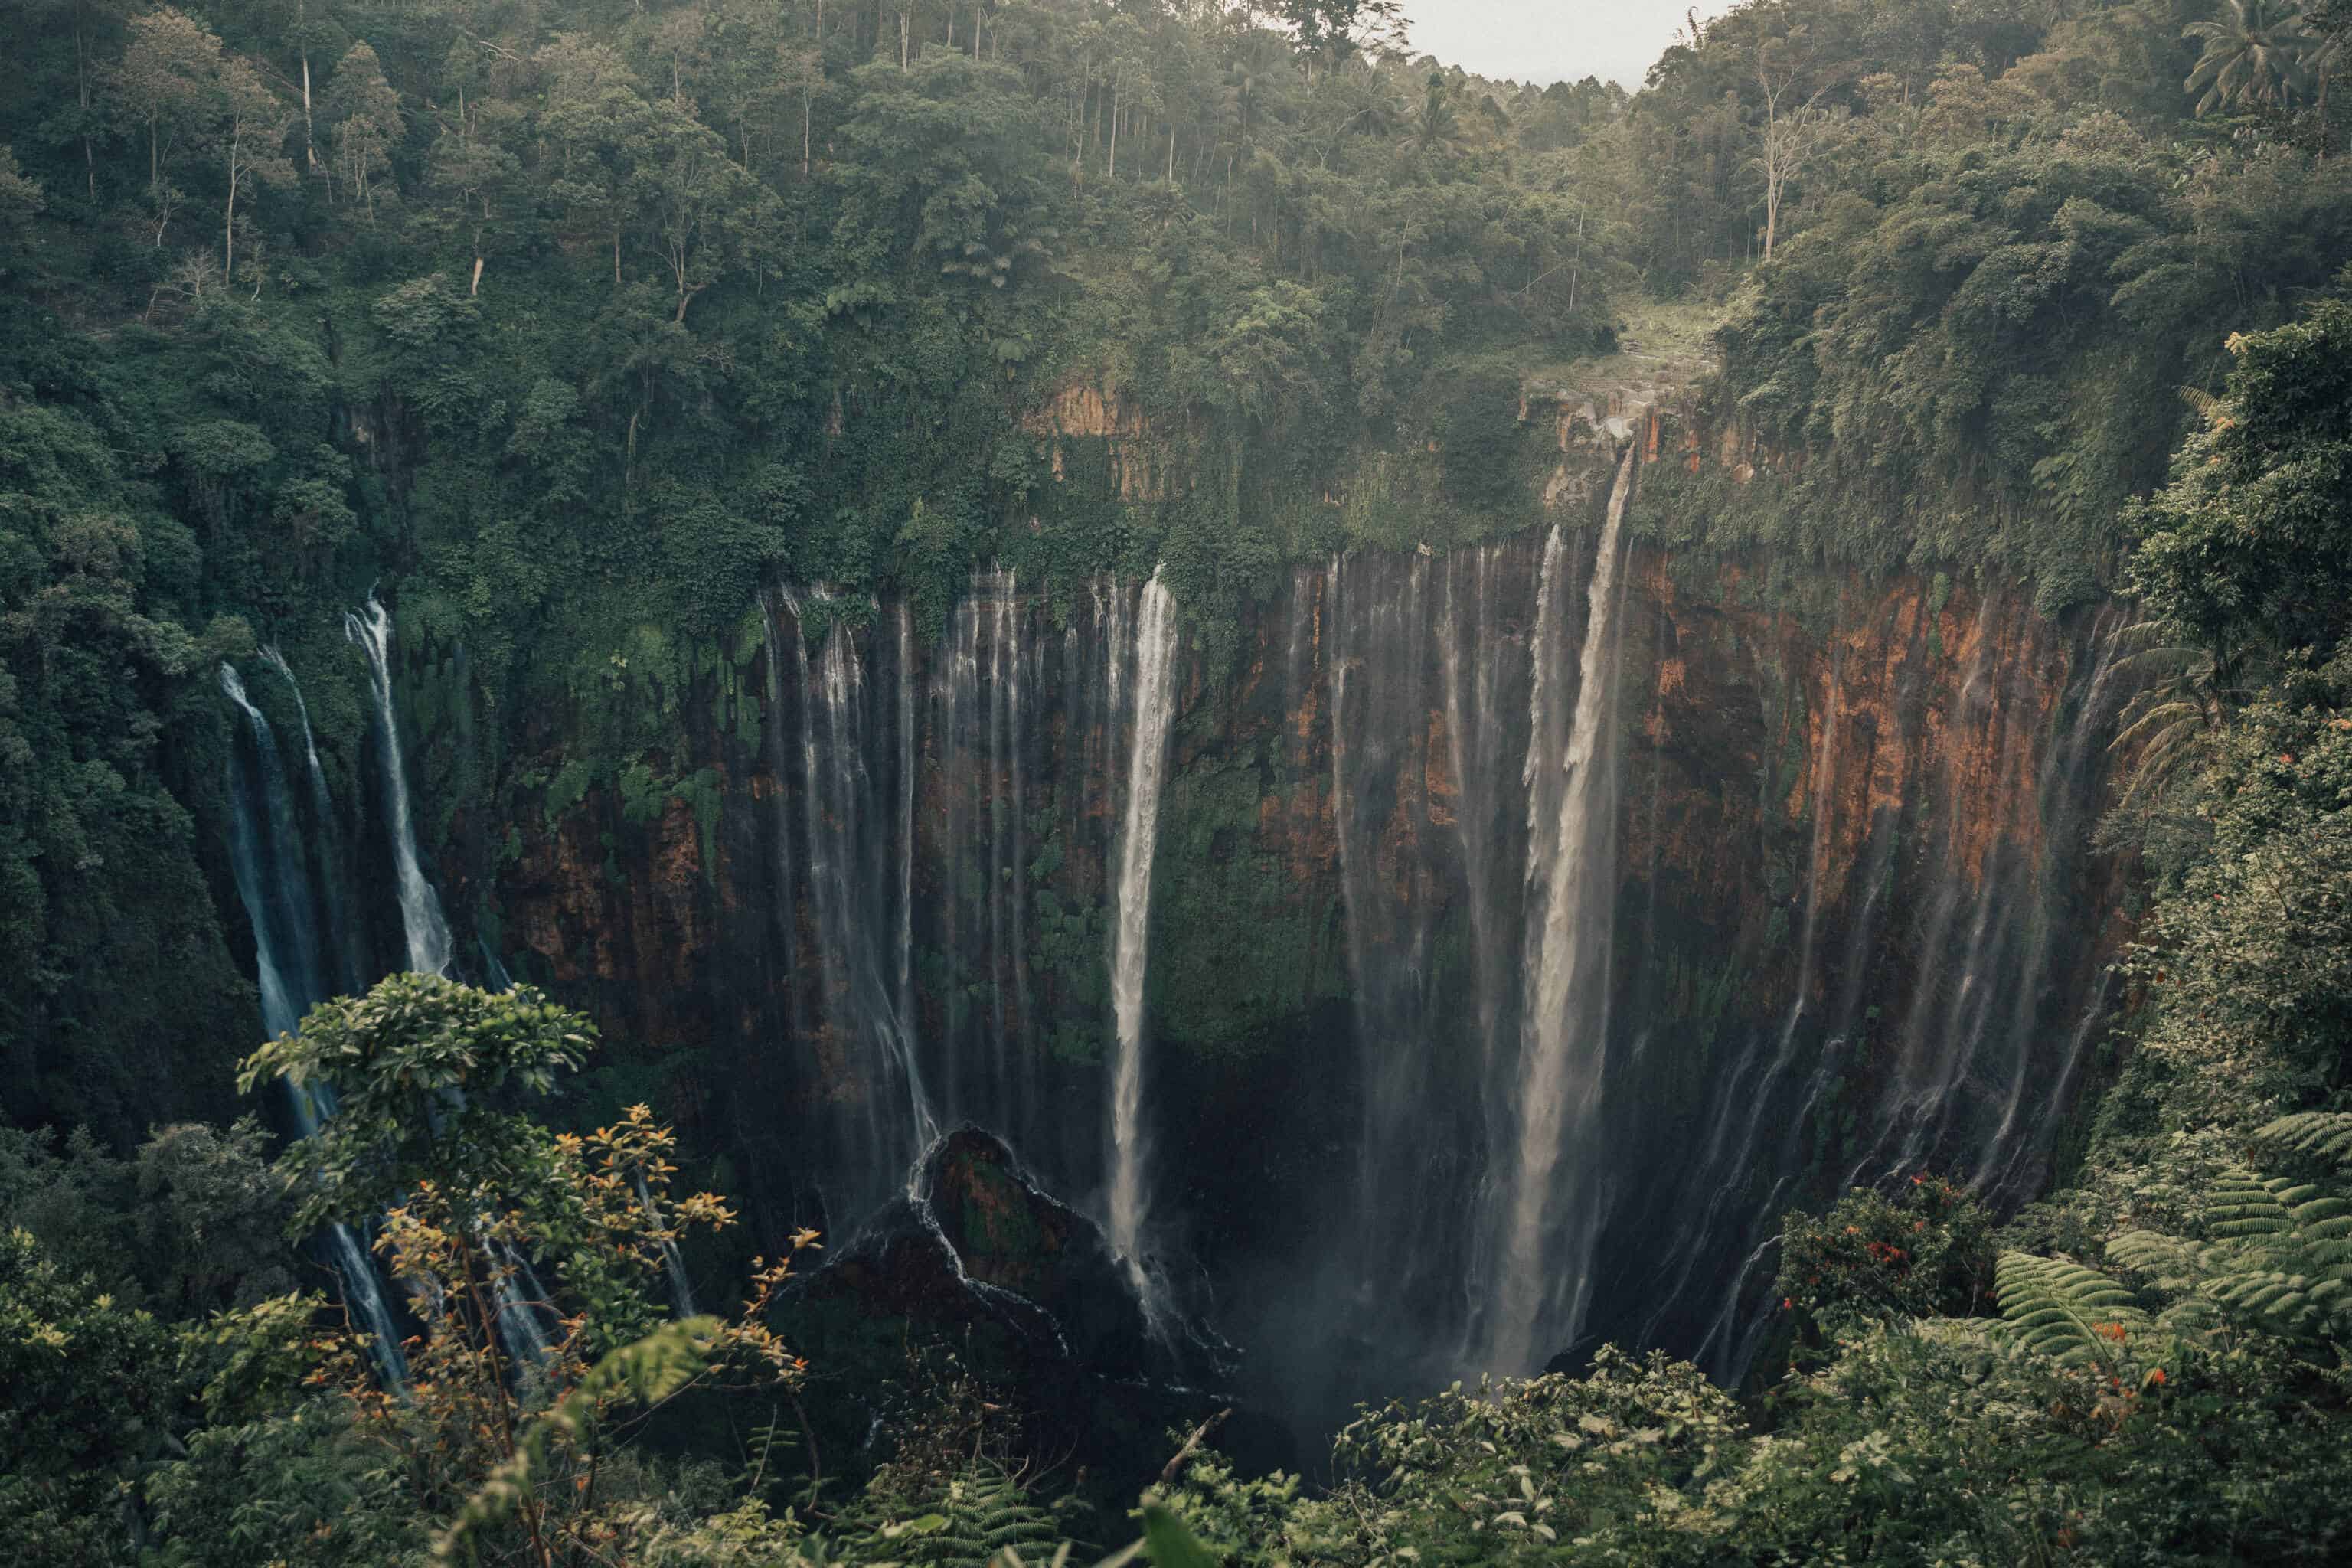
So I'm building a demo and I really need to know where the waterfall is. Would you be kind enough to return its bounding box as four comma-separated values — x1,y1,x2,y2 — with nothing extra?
636,1168,698,1318
1971,606,2128,1198
897,605,917,1071
260,645,366,995
218,663,410,1387
767,587,936,1229
344,596,452,978
345,605,563,1372
1106,567,1178,1316
1485,441,1638,1374
1655,658,1850,1366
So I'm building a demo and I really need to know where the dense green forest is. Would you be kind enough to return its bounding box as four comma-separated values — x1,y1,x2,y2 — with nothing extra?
8,0,2352,1561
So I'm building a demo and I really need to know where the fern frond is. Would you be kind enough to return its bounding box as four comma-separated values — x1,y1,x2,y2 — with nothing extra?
2109,699,2208,754
2110,644,2213,680
854,1463,1061,1567
2190,1161,2352,1344
2106,1230,2207,1291
2178,384,2229,423
2258,1111,2352,1169
2113,618,2184,652
2208,1168,2292,1237
1995,1252,2151,1369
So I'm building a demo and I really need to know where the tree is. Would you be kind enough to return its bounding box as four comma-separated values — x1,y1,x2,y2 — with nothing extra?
2184,0,2313,115
109,6,227,247
320,41,400,221
239,974,814,1568
1753,29,1839,260
1273,0,1407,64
2128,302,2352,675
539,35,655,286
217,51,294,284
425,111,528,295
0,1227,182,1563
0,149,44,264
1409,70,1463,160
632,97,773,321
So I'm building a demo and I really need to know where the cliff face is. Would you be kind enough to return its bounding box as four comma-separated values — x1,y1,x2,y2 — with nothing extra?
426,404,2132,1416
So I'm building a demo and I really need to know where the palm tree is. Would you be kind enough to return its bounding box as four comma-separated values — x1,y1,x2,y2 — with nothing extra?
2184,0,2314,116
1410,71,1464,159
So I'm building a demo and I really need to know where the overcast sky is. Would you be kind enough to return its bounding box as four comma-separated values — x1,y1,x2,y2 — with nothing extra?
1402,0,1742,90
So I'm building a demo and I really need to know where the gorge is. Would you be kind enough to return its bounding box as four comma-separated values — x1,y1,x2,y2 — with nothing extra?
223,392,2133,1439
11,0,2352,1558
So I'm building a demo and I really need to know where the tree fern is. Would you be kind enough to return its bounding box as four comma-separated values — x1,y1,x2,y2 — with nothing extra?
1994,1252,2151,1370
2099,616,2277,824
2207,1166,2293,1237
2106,1230,2207,1290
2258,1111,2352,1169
2206,1171,2352,1342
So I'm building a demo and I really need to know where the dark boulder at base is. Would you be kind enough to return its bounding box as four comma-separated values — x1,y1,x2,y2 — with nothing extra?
784,1126,1295,1497
923,1127,1155,1374
792,1126,1155,1380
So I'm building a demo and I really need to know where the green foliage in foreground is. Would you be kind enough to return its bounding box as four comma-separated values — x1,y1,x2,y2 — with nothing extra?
0,971,1236,1567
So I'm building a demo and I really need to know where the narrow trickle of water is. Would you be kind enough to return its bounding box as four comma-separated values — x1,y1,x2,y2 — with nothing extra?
1106,567,1179,1322
345,596,453,978
1974,606,2128,1199
1660,660,1847,1364
1485,440,1638,1375
635,1168,698,1318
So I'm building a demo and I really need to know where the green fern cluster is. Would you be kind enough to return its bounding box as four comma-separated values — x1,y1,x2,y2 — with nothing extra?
2208,1165,2352,1343
2259,1112,2352,1169
2003,1138,2352,1369
845,1464,1062,1567
1994,1253,2153,1370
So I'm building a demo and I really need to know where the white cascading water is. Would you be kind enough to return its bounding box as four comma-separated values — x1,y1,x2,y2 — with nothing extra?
1485,439,1638,1374
260,645,365,996
217,663,410,1387
772,586,937,1223
345,596,453,978
1106,567,1179,1320
897,604,917,1057
341,606,558,1370
635,1168,697,1317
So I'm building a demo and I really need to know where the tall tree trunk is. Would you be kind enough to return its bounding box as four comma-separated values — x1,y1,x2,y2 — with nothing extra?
1108,83,1119,178
1167,123,1175,183
77,31,95,200
803,86,812,176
